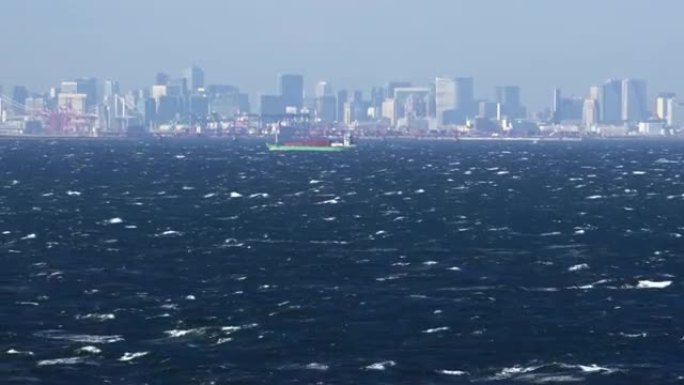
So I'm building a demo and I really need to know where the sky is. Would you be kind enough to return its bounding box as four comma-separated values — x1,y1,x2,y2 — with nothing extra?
0,0,682,110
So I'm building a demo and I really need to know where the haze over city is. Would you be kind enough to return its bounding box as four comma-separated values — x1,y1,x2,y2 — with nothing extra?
1,0,682,110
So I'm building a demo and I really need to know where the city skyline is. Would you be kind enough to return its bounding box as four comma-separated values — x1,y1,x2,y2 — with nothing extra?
1,0,683,110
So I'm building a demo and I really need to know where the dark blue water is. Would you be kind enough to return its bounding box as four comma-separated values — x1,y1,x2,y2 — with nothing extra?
1,138,684,384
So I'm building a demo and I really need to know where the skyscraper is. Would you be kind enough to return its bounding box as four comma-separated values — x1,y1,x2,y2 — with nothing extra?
435,77,474,126
184,66,205,92
76,77,98,110
315,81,333,98
552,88,562,124
600,79,622,124
155,72,170,86
11,86,28,114
435,77,457,125
103,80,120,101
621,79,648,122
496,86,522,119
583,98,600,127
656,92,677,127
278,74,304,111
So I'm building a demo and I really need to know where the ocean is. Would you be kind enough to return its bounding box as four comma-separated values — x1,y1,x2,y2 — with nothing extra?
1,138,683,384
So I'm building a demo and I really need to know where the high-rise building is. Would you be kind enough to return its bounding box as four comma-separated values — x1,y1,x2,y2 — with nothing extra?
184,66,205,92
315,81,333,98
11,85,28,114
75,78,98,110
552,88,562,123
155,72,170,86
278,74,304,110
600,79,622,123
495,86,522,119
558,97,584,122
583,98,600,127
435,77,457,125
385,81,412,100
370,87,385,114
336,90,348,123
260,95,284,117
60,81,78,94
656,93,677,127
315,96,337,123
621,79,648,122
103,80,120,101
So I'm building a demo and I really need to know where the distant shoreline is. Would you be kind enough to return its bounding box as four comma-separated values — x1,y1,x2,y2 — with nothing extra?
1,134,683,143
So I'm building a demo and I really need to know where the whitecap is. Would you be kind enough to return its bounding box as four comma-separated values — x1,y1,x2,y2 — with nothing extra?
229,192,243,198
157,230,182,237
106,218,123,225
568,264,589,272
414,189,425,194
637,280,672,289
6,349,34,356
67,191,82,196
76,313,115,322
632,171,647,175
76,346,102,354
35,331,124,344
21,233,37,240
175,155,186,159
438,369,468,376
119,352,149,362
448,266,462,271
364,360,396,371
586,195,603,200
423,326,450,334
37,357,88,366
309,179,322,185
164,328,208,338
423,261,439,266
203,193,216,199
317,198,339,205
304,362,329,371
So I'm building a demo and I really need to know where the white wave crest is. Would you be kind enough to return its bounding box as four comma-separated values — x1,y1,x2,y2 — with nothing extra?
119,352,149,362
637,280,672,289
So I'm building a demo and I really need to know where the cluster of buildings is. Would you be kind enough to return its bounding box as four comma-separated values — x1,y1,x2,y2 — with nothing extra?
0,67,682,137
551,79,681,136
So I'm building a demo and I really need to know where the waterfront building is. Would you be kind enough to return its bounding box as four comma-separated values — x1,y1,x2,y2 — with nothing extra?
621,79,648,122
315,81,333,98
184,65,205,92
582,98,600,127
315,95,337,123
495,86,522,119
278,74,304,111
260,94,285,117
655,92,676,127
600,79,622,123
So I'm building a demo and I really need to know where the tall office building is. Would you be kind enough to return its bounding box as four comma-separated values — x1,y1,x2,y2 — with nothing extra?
495,86,522,119
621,79,648,122
336,90,348,123
11,86,28,114
155,72,170,86
315,81,333,98
435,77,475,125
385,81,412,100
600,79,622,124
103,80,120,101
260,95,284,117
435,77,457,125
315,96,337,123
75,77,98,110
656,93,677,127
552,88,562,123
278,74,304,110
184,66,205,92
583,98,600,127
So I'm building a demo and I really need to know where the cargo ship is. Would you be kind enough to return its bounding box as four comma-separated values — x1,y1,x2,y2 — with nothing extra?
267,132,354,152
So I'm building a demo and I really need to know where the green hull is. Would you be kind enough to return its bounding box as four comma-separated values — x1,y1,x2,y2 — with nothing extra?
267,144,353,152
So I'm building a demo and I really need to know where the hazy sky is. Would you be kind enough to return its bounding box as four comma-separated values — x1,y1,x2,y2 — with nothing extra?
0,0,681,110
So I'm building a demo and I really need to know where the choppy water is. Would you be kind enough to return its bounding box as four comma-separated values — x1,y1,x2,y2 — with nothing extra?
1,138,684,384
